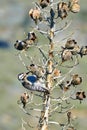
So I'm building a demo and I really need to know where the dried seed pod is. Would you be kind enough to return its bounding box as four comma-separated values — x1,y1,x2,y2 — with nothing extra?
14,32,37,51
20,93,29,108
67,126,75,130
27,64,37,73
69,0,80,13
57,2,69,19
63,39,80,55
71,3,80,13
26,64,45,78
39,0,50,8
71,44,80,55
61,49,73,62
23,32,38,46
76,91,86,103
52,68,61,82
27,32,38,43
79,46,87,57
72,0,79,2
47,60,53,74
71,74,82,86
52,68,61,77
67,111,72,124
65,39,77,49
59,81,71,91
29,8,42,24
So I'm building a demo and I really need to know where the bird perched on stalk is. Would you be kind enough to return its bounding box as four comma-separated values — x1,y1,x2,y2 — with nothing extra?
18,72,50,94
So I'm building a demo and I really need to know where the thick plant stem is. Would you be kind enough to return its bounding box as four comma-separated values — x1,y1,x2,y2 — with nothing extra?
37,4,55,129
37,39,54,130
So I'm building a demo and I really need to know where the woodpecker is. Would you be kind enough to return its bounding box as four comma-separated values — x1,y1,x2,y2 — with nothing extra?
18,73,49,94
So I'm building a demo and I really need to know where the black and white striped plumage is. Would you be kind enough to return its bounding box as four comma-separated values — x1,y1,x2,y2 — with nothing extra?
18,73,49,94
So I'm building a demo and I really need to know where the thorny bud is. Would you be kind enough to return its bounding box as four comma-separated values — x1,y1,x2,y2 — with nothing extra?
69,0,80,13
79,46,87,57
76,91,86,103
39,0,50,8
57,2,69,19
20,92,29,108
71,74,82,86
29,7,42,24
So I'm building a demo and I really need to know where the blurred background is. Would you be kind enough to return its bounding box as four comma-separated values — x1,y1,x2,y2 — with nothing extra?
0,0,87,130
